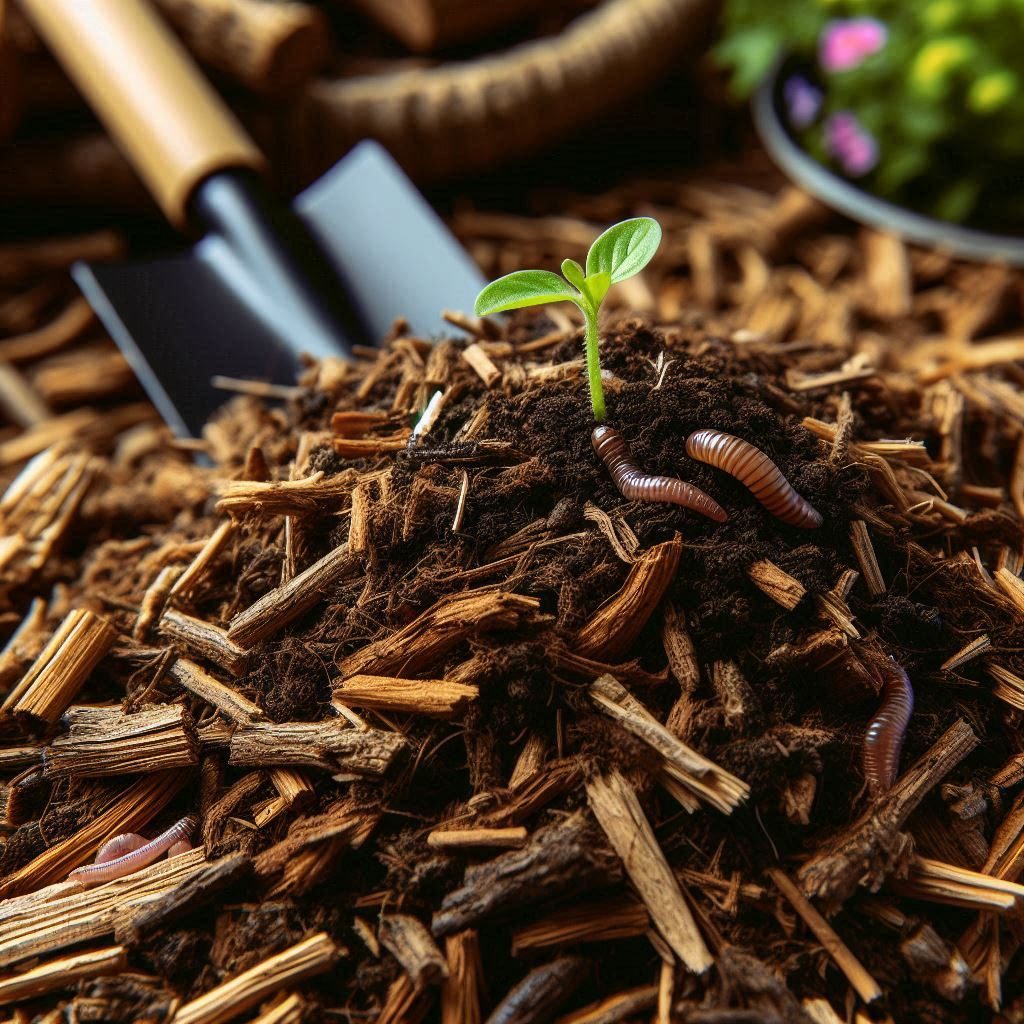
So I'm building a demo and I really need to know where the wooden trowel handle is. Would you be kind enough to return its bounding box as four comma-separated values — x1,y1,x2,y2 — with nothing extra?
19,0,266,227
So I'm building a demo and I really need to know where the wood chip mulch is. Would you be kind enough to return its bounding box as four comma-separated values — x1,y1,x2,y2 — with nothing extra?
2,161,1024,1022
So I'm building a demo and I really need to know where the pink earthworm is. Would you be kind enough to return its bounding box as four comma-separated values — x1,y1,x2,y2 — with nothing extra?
684,429,822,529
592,425,728,522
863,659,914,798
68,816,197,887
94,833,149,864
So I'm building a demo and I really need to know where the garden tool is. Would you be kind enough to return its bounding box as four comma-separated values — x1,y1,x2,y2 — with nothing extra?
18,0,485,436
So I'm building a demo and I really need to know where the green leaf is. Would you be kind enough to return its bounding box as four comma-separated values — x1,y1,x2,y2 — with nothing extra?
474,270,579,316
586,217,662,284
561,259,585,291
581,271,611,309
712,26,784,98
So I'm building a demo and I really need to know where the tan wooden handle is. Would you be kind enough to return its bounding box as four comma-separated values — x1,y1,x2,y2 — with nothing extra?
19,0,266,226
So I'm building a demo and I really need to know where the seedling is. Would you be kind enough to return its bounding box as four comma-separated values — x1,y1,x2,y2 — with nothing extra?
473,217,662,421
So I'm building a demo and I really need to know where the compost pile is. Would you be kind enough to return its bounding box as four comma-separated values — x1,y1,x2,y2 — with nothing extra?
3,169,1024,1024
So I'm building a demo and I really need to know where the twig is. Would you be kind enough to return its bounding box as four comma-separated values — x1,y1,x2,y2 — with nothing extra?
767,867,881,1005
487,956,589,1024
227,543,358,647
227,719,407,776
158,610,248,676
427,827,527,851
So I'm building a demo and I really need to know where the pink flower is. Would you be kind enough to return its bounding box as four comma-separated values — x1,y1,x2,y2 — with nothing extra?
820,18,888,73
825,112,878,177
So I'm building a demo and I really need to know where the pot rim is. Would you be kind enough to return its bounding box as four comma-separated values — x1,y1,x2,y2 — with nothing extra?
752,59,1024,266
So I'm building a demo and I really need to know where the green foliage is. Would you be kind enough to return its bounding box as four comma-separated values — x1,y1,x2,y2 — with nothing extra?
474,218,662,422
586,218,663,283
715,0,1024,227
474,270,578,315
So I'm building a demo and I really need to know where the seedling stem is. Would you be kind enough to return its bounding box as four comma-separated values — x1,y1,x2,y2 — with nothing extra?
473,217,661,422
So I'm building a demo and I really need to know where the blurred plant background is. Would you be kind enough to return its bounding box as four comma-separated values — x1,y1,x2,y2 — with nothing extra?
716,0,1024,228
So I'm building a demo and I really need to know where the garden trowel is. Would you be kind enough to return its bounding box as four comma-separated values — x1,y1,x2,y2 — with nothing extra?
19,0,485,437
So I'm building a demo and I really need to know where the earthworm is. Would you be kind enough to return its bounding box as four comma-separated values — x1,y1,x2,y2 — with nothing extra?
863,659,914,798
68,816,197,887
684,429,822,529
592,425,728,522
95,832,149,864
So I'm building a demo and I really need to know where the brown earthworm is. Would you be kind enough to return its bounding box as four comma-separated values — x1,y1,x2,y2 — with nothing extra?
592,425,728,522
863,659,914,797
68,816,197,887
684,429,822,529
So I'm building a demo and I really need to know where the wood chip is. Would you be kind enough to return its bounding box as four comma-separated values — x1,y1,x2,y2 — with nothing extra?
167,657,265,725
747,558,806,610
0,945,127,1005
575,537,681,661
43,703,198,778
797,719,979,911
461,343,502,388
849,521,886,596
440,931,482,1024
340,590,540,678
0,848,207,968
588,676,748,815
334,674,478,719
510,899,648,956
586,769,712,973
940,635,991,672
379,914,448,989
172,934,342,1024
2,609,116,725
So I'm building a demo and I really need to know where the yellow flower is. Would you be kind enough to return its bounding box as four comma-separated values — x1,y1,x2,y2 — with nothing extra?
911,38,974,97
968,71,1017,113
922,0,958,31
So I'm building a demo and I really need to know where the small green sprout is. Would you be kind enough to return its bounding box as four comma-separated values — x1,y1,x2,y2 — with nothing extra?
473,217,662,422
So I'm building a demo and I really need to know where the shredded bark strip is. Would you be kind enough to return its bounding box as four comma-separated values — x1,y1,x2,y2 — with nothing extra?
4,160,1024,1021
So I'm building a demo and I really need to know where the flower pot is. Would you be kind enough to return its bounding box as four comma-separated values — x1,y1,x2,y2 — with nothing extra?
752,59,1024,266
